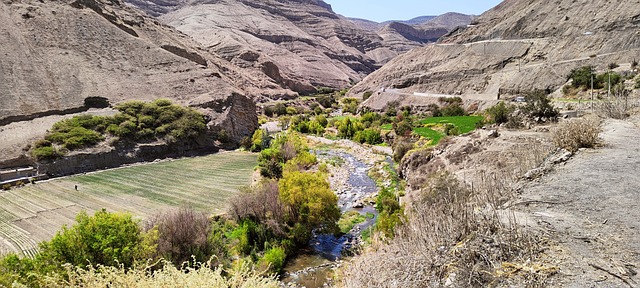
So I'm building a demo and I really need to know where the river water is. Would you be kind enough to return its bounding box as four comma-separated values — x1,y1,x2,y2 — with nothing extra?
282,150,380,287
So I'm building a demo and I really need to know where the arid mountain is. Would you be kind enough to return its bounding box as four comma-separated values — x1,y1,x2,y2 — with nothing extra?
351,0,640,102
0,0,264,166
127,0,459,91
418,12,476,30
128,0,395,92
349,13,474,61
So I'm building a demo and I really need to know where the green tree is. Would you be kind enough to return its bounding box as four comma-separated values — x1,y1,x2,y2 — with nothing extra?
568,66,596,88
486,101,514,124
38,209,144,269
522,90,559,121
278,171,340,240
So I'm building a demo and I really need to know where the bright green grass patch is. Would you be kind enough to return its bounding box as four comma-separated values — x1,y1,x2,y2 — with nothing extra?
420,116,484,134
338,211,367,234
329,115,358,122
380,124,392,130
413,127,445,144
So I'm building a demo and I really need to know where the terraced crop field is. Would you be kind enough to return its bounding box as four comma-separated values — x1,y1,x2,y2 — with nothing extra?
0,152,257,257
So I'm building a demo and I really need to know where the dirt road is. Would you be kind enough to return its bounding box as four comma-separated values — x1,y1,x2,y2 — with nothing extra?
515,116,640,287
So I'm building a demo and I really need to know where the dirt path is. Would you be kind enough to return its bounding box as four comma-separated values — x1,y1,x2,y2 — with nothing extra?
515,116,640,287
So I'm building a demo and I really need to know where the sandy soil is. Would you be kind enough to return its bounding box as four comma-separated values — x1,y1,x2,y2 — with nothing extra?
513,116,640,287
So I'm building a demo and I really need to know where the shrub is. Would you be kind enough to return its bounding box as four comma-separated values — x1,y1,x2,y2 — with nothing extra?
362,91,373,100
146,208,224,267
38,209,144,269
260,246,286,273
337,117,364,139
608,62,619,70
278,171,340,238
41,260,279,288
32,146,63,160
316,95,335,109
393,119,413,137
636,77,640,89
596,72,622,89
440,103,466,116
552,117,601,152
341,98,359,114
568,66,596,88
1,184,11,191
486,101,514,124
522,90,559,122
392,138,414,163
353,128,382,145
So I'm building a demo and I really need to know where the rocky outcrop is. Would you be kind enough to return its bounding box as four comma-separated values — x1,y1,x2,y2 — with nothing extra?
136,0,385,92
351,0,640,103
0,0,261,165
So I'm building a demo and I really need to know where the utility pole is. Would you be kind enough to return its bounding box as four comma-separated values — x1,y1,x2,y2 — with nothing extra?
608,71,611,99
591,73,594,112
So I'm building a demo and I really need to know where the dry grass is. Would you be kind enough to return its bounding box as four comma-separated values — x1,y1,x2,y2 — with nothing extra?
341,134,558,287
341,172,552,287
41,261,279,288
551,117,601,152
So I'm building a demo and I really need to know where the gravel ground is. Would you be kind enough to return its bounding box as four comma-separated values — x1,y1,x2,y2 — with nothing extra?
514,116,640,287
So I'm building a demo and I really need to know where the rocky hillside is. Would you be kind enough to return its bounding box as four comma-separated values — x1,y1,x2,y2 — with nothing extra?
127,0,440,92
351,0,640,102
350,13,474,63
0,0,261,166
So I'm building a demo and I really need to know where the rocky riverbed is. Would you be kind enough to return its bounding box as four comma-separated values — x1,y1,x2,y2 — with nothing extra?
281,138,388,287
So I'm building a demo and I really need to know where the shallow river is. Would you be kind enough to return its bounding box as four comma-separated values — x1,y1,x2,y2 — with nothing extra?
282,150,380,287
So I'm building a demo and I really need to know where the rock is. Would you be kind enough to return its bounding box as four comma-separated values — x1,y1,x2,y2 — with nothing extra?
0,0,258,163
488,130,499,138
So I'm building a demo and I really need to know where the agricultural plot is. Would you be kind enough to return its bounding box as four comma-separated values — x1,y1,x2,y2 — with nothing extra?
0,152,256,257
382,116,484,145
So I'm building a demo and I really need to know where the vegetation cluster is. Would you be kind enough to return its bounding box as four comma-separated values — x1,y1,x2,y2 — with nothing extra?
32,99,207,160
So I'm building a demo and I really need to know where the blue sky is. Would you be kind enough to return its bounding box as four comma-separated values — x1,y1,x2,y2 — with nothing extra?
323,0,504,22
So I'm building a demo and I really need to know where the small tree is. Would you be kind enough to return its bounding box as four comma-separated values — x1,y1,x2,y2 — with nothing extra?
39,209,143,269
486,101,514,124
278,171,340,240
522,90,558,122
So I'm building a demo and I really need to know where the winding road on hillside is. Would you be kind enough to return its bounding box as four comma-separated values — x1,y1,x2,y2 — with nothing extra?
515,116,640,287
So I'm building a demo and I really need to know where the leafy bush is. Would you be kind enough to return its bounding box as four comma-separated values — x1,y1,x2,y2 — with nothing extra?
341,98,359,114
32,100,207,160
38,209,144,269
316,95,335,109
596,72,622,89
353,128,382,145
568,66,596,88
32,146,63,161
279,171,340,237
522,90,559,122
393,138,414,163
260,246,286,273
337,117,364,139
1,184,11,191
486,101,514,124
552,117,601,152
362,91,373,100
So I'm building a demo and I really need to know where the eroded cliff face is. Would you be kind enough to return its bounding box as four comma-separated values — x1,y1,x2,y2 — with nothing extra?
351,0,640,102
127,0,461,93
0,0,259,166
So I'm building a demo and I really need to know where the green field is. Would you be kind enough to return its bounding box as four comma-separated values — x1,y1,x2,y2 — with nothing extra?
382,116,483,144
420,116,484,134
0,152,257,257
